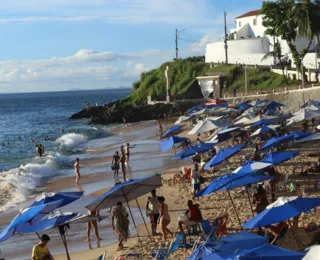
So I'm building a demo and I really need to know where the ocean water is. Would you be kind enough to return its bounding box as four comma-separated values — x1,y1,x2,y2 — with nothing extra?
0,89,131,212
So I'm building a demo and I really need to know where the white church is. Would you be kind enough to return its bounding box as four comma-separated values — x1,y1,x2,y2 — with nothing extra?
205,10,318,71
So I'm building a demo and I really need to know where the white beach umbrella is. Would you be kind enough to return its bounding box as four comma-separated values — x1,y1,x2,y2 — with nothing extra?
188,120,205,135
286,109,320,125
232,161,273,174
192,120,232,135
305,105,320,111
174,116,192,125
250,125,280,137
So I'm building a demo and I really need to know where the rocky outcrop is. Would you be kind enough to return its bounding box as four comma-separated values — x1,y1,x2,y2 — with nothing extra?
69,106,106,119
69,101,199,124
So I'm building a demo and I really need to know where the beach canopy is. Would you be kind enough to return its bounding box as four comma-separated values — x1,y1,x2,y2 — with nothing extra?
16,211,105,234
194,172,274,198
301,100,320,108
203,144,246,170
232,160,273,175
161,125,185,139
174,116,192,125
0,200,62,242
251,119,277,127
172,142,215,160
250,125,280,137
295,132,320,144
86,174,162,211
243,196,320,229
259,134,294,153
225,244,304,260
261,151,299,165
287,110,320,125
193,120,231,135
198,231,267,260
31,191,84,208
158,136,189,152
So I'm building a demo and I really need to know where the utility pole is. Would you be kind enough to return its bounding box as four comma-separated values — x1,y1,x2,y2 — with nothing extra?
175,28,185,60
224,12,228,64
245,66,248,94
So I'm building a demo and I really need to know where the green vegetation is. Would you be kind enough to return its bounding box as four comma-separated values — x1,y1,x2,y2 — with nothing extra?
120,58,297,105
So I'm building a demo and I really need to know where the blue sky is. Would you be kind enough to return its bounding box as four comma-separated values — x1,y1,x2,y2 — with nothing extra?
0,0,261,93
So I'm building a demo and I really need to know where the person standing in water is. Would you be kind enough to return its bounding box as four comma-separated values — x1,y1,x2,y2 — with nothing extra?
74,158,81,185
125,143,136,163
123,117,128,127
120,152,127,182
157,120,163,139
112,151,121,183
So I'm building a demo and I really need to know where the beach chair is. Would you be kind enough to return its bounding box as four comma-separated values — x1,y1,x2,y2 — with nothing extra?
192,220,217,250
151,233,184,259
273,225,289,245
97,251,107,260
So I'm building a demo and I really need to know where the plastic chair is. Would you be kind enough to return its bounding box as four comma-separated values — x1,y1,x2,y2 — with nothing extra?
152,233,184,259
191,220,218,251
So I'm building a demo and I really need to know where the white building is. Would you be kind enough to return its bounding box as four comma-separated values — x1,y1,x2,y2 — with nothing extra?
206,10,318,70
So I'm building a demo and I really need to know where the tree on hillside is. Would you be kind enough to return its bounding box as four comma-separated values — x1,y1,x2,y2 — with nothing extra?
261,0,320,76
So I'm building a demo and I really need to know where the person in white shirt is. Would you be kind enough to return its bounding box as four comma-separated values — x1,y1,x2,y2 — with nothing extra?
191,164,201,195
146,190,160,236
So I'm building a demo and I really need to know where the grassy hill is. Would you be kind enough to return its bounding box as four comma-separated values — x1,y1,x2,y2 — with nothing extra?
120,59,297,105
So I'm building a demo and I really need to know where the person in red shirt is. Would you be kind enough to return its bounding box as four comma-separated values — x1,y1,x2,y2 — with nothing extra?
178,200,202,232
267,221,288,244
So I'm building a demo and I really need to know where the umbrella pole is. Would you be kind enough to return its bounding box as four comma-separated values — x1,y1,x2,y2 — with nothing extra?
288,219,300,251
135,198,151,237
36,232,41,239
227,189,242,229
124,195,142,245
246,189,255,217
59,227,71,260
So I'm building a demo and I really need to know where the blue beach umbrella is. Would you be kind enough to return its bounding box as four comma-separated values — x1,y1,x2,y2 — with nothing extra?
228,244,305,260
258,134,294,153
31,191,84,208
194,172,274,198
161,125,185,139
295,131,320,144
0,200,63,242
266,101,285,110
204,144,246,170
261,151,299,165
158,136,189,152
292,131,312,140
232,160,273,175
249,125,280,137
251,119,277,127
243,196,320,229
172,142,215,160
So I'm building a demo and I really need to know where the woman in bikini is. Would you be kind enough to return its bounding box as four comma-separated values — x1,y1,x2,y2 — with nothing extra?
157,196,173,241
112,151,120,183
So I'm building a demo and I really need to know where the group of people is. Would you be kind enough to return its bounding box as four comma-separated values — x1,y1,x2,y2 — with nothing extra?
112,143,136,183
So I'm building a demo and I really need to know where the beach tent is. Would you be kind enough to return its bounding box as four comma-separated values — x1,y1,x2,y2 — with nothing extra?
0,200,62,243
286,110,320,125
261,151,299,165
158,136,189,152
189,119,231,135
203,144,246,170
301,100,320,108
31,191,84,208
258,134,294,153
198,232,267,260
172,142,215,160
161,125,185,138
222,244,305,260
250,125,280,137
86,174,162,237
232,160,273,175
174,116,192,125
295,132,320,144
251,119,277,127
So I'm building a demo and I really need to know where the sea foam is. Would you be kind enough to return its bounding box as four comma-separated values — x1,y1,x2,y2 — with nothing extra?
56,133,88,151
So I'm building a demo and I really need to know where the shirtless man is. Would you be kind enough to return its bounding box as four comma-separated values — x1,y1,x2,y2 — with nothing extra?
125,143,136,163
74,158,81,185
112,152,120,183
157,120,163,138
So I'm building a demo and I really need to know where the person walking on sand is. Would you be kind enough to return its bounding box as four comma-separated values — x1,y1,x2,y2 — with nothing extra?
74,158,81,185
86,210,102,249
125,143,136,163
32,234,54,260
191,164,201,195
146,190,160,236
112,202,129,250
123,117,128,127
157,120,163,138
157,196,173,241
120,152,127,182
293,183,303,228
112,151,121,183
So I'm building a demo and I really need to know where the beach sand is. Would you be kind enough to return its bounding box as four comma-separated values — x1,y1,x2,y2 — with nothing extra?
2,118,320,260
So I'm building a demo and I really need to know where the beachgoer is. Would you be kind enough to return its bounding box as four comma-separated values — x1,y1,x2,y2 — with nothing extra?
196,138,203,145
120,152,126,182
191,164,201,195
146,190,160,236
157,196,173,241
293,184,303,228
178,200,202,232
40,144,45,155
125,143,136,163
112,202,129,250
253,185,269,214
74,158,81,185
44,136,49,141
123,117,128,127
86,210,102,249
112,151,121,183
32,234,54,260
267,221,288,244
157,120,163,138
120,145,126,158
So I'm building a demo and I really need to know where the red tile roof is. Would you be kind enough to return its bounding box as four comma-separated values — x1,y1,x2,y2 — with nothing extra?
235,10,261,19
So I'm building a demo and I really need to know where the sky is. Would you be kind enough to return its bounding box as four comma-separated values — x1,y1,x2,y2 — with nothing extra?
0,0,262,93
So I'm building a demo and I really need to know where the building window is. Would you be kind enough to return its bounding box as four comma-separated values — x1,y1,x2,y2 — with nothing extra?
239,21,241,27
253,18,257,26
